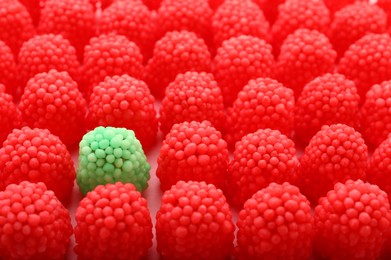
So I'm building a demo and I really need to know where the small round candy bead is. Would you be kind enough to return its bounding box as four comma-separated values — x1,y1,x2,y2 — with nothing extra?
227,128,299,207
0,181,72,260
236,182,314,259
315,180,391,259
156,181,235,259
0,84,22,143
159,72,225,135
295,73,360,144
0,40,17,96
157,120,229,191
19,69,87,148
0,127,76,201
298,124,368,204
213,35,274,106
87,74,158,151
77,126,151,195
74,182,152,259
225,77,295,146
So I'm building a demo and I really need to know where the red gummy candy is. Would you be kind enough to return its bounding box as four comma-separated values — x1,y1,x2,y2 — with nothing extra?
0,85,22,143
0,40,17,96
74,182,153,259
156,181,234,259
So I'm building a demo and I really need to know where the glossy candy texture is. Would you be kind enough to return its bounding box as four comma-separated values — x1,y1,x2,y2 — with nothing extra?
74,182,153,259
0,40,17,96
0,84,21,143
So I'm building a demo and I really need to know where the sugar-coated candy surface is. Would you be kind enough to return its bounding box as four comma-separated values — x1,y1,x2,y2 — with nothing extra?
17,34,80,90
145,30,211,98
360,80,391,147
315,180,391,259
275,28,337,96
19,69,87,148
227,128,298,207
330,2,387,57
225,77,295,146
251,0,285,24
213,35,274,106
0,40,17,96
338,33,391,98
82,34,144,96
0,181,72,260
236,182,314,259
157,121,229,191
0,84,21,143
38,0,95,60
298,124,368,204
87,74,158,150
212,0,270,49
159,72,225,135
0,127,75,201
295,73,360,144
77,126,150,195
74,182,153,260
156,181,234,259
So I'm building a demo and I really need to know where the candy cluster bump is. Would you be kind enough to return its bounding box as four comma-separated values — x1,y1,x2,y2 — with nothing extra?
0,181,72,260
236,182,314,259
298,124,368,204
225,77,295,146
159,72,225,135
227,128,299,207
74,182,153,259
77,126,150,195
0,40,17,96
157,121,229,191
0,85,21,143
156,181,234,259
315,180,391,259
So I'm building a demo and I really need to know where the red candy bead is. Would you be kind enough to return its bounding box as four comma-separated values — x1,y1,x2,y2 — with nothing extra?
159,72,225,135
87,74,158,150
0,40,17,96
213,35,274,106
315,180,391,259
225,77,295,146
227,128,299,207
145,30,211,99
157,120,229,191
0,85,22,143
275,29,337,96
236,182,314,259
156,181,234,259
0,127,75,201
0,181,72,260
74,182,153,259
298,124,368,204
295,73,360,144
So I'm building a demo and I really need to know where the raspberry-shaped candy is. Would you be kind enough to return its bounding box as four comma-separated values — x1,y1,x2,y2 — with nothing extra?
298,124,368,204
77,126,150,195
227,128,299,207
213,35,274,106
225,78,295,146
157,121,228,191
0,40,17,96
330,2,387,57
275,29,337,96
271,0,330,52
99,0,154,60
82,34,143,96
145,30,211,98
0,181,72,260
295,73,360,144
18,0,41,25
360,80,391,147
251,0,285,24
159,72,225,135
74,182,152,259
18,70,86,148
212,0,270,49
338,33,391,98
38,0,95,60
87,75,157,150
0,85,22,143
315,180,391,259
156,181,234,259
0,127,75,200
18,34,80,89
0,0,35,57
236,182,314,259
